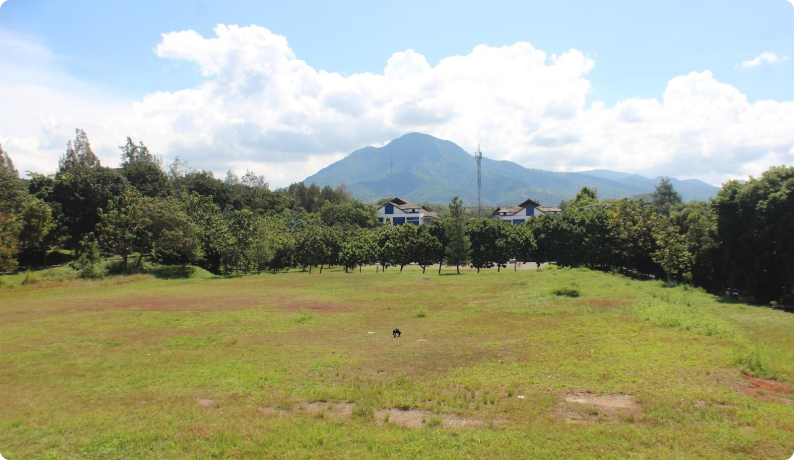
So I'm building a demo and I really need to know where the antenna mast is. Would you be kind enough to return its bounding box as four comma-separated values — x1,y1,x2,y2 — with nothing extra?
475,144,483,218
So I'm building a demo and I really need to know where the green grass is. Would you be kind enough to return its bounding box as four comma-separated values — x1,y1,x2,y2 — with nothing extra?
0,265,792,459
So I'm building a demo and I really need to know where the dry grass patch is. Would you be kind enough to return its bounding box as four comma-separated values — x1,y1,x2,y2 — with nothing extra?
557,393,642,424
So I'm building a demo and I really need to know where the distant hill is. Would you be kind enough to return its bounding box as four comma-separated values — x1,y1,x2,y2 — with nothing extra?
303,133,719,205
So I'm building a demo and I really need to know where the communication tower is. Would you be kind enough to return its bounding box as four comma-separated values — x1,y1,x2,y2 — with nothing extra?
475,144,483,218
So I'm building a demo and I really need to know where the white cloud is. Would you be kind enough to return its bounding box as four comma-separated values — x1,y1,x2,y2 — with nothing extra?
0,1,8,9
740,51,788,69
1,24,794,188
788,0,794,9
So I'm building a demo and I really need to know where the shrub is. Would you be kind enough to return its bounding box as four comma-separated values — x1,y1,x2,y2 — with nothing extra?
736,348,769,378
352,401,374,420
415,306,428,318
70,236,104,279
426,415,442,427
293,309,314,324
552,287,580,298
21,271,41,285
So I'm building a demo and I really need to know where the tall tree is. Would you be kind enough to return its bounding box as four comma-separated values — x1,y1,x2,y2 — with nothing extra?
0,143,17,175
97,188,151,270
714,166,794,303
444,196,471,274
414,225,442,274
148,197,203,266
119,137,155,165
468,219,500,273
59,129,100,171
652,177,682,212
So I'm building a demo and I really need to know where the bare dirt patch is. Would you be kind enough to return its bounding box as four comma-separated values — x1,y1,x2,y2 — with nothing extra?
557,393,641,424
256,402,498,428
281,300,352,313
375,409,499,428
196,397,217,408
299,402,354,417
741,374,794,405
59,294,263,312
575,299,629,311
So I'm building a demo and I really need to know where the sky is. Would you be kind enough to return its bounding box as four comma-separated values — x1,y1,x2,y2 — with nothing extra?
1,0,793,187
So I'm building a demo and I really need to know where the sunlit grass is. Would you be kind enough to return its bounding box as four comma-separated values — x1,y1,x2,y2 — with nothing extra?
0,265,792,459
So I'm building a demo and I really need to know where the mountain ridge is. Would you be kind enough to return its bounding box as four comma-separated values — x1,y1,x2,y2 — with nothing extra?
303,133,719,205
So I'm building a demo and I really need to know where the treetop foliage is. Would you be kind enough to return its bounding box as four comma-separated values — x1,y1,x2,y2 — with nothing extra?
1,129,791,305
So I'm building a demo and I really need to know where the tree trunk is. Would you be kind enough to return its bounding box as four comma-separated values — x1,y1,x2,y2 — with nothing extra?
438,263,442,274
400,265,404,272
477,267,480,273
359,265,362,273
514,261,517,271
497,265,500,272
320,264,324,274
135,253,144,270
456,265,460,275
123,253,128,271
422,265,426,274
309,265,312,273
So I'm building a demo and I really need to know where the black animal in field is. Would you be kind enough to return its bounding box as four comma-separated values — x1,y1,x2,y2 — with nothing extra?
392,328,401,338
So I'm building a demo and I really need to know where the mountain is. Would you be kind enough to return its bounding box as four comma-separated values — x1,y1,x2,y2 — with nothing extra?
303,133,720,205
579,169,718,202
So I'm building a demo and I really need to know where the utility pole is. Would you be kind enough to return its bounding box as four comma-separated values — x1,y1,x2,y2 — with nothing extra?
475,144,483,218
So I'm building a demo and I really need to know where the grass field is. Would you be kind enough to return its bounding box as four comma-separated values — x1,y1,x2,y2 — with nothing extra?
1,265,793,459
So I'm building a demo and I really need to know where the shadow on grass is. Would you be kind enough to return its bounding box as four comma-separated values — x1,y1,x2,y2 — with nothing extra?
147,265,198,279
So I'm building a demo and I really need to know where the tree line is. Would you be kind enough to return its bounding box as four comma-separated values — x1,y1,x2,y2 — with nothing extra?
0,129,791,305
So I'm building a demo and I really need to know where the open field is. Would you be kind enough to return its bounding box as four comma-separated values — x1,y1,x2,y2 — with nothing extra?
1,266,793,459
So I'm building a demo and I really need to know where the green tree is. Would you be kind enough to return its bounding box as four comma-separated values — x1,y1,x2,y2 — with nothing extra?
468,219,501,273
504,223,535,271
651,219,692,282
119,137,156,165
122,161,171,198
183,193,233,274
58,129,101,172
261,214,296,273
295,219,325,273
428,221,448,274
97,188,151,271
382,223,418,272
652,177,683,210
48,166,128,249
444,196,471,274
340,228,378,273
0,208,19,272
318,224,343,273
714,166,794,303
319,200,378,228
19,197,54,263
148,197,203,266
414,225,442,274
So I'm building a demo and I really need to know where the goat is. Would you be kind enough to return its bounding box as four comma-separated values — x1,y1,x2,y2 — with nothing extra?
392,328,401,338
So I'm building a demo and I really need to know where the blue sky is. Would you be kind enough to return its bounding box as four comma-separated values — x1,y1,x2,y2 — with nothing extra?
1,0,793,186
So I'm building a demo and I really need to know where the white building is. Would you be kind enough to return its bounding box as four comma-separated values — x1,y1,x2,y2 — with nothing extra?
376,197,441,225
492,198,562,224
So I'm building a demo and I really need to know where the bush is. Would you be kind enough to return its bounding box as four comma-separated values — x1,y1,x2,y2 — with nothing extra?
70,236,105,279
352,401,374,420
552,287,580,298
21,271,41,285
415,306,428,318
293,309,314,324
426,415,442,427
736,348,769,378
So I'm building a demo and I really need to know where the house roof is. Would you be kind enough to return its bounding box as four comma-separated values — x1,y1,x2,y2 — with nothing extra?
492,206,522,216
518,198,541,209
379,198,440,219
491,199,561,217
